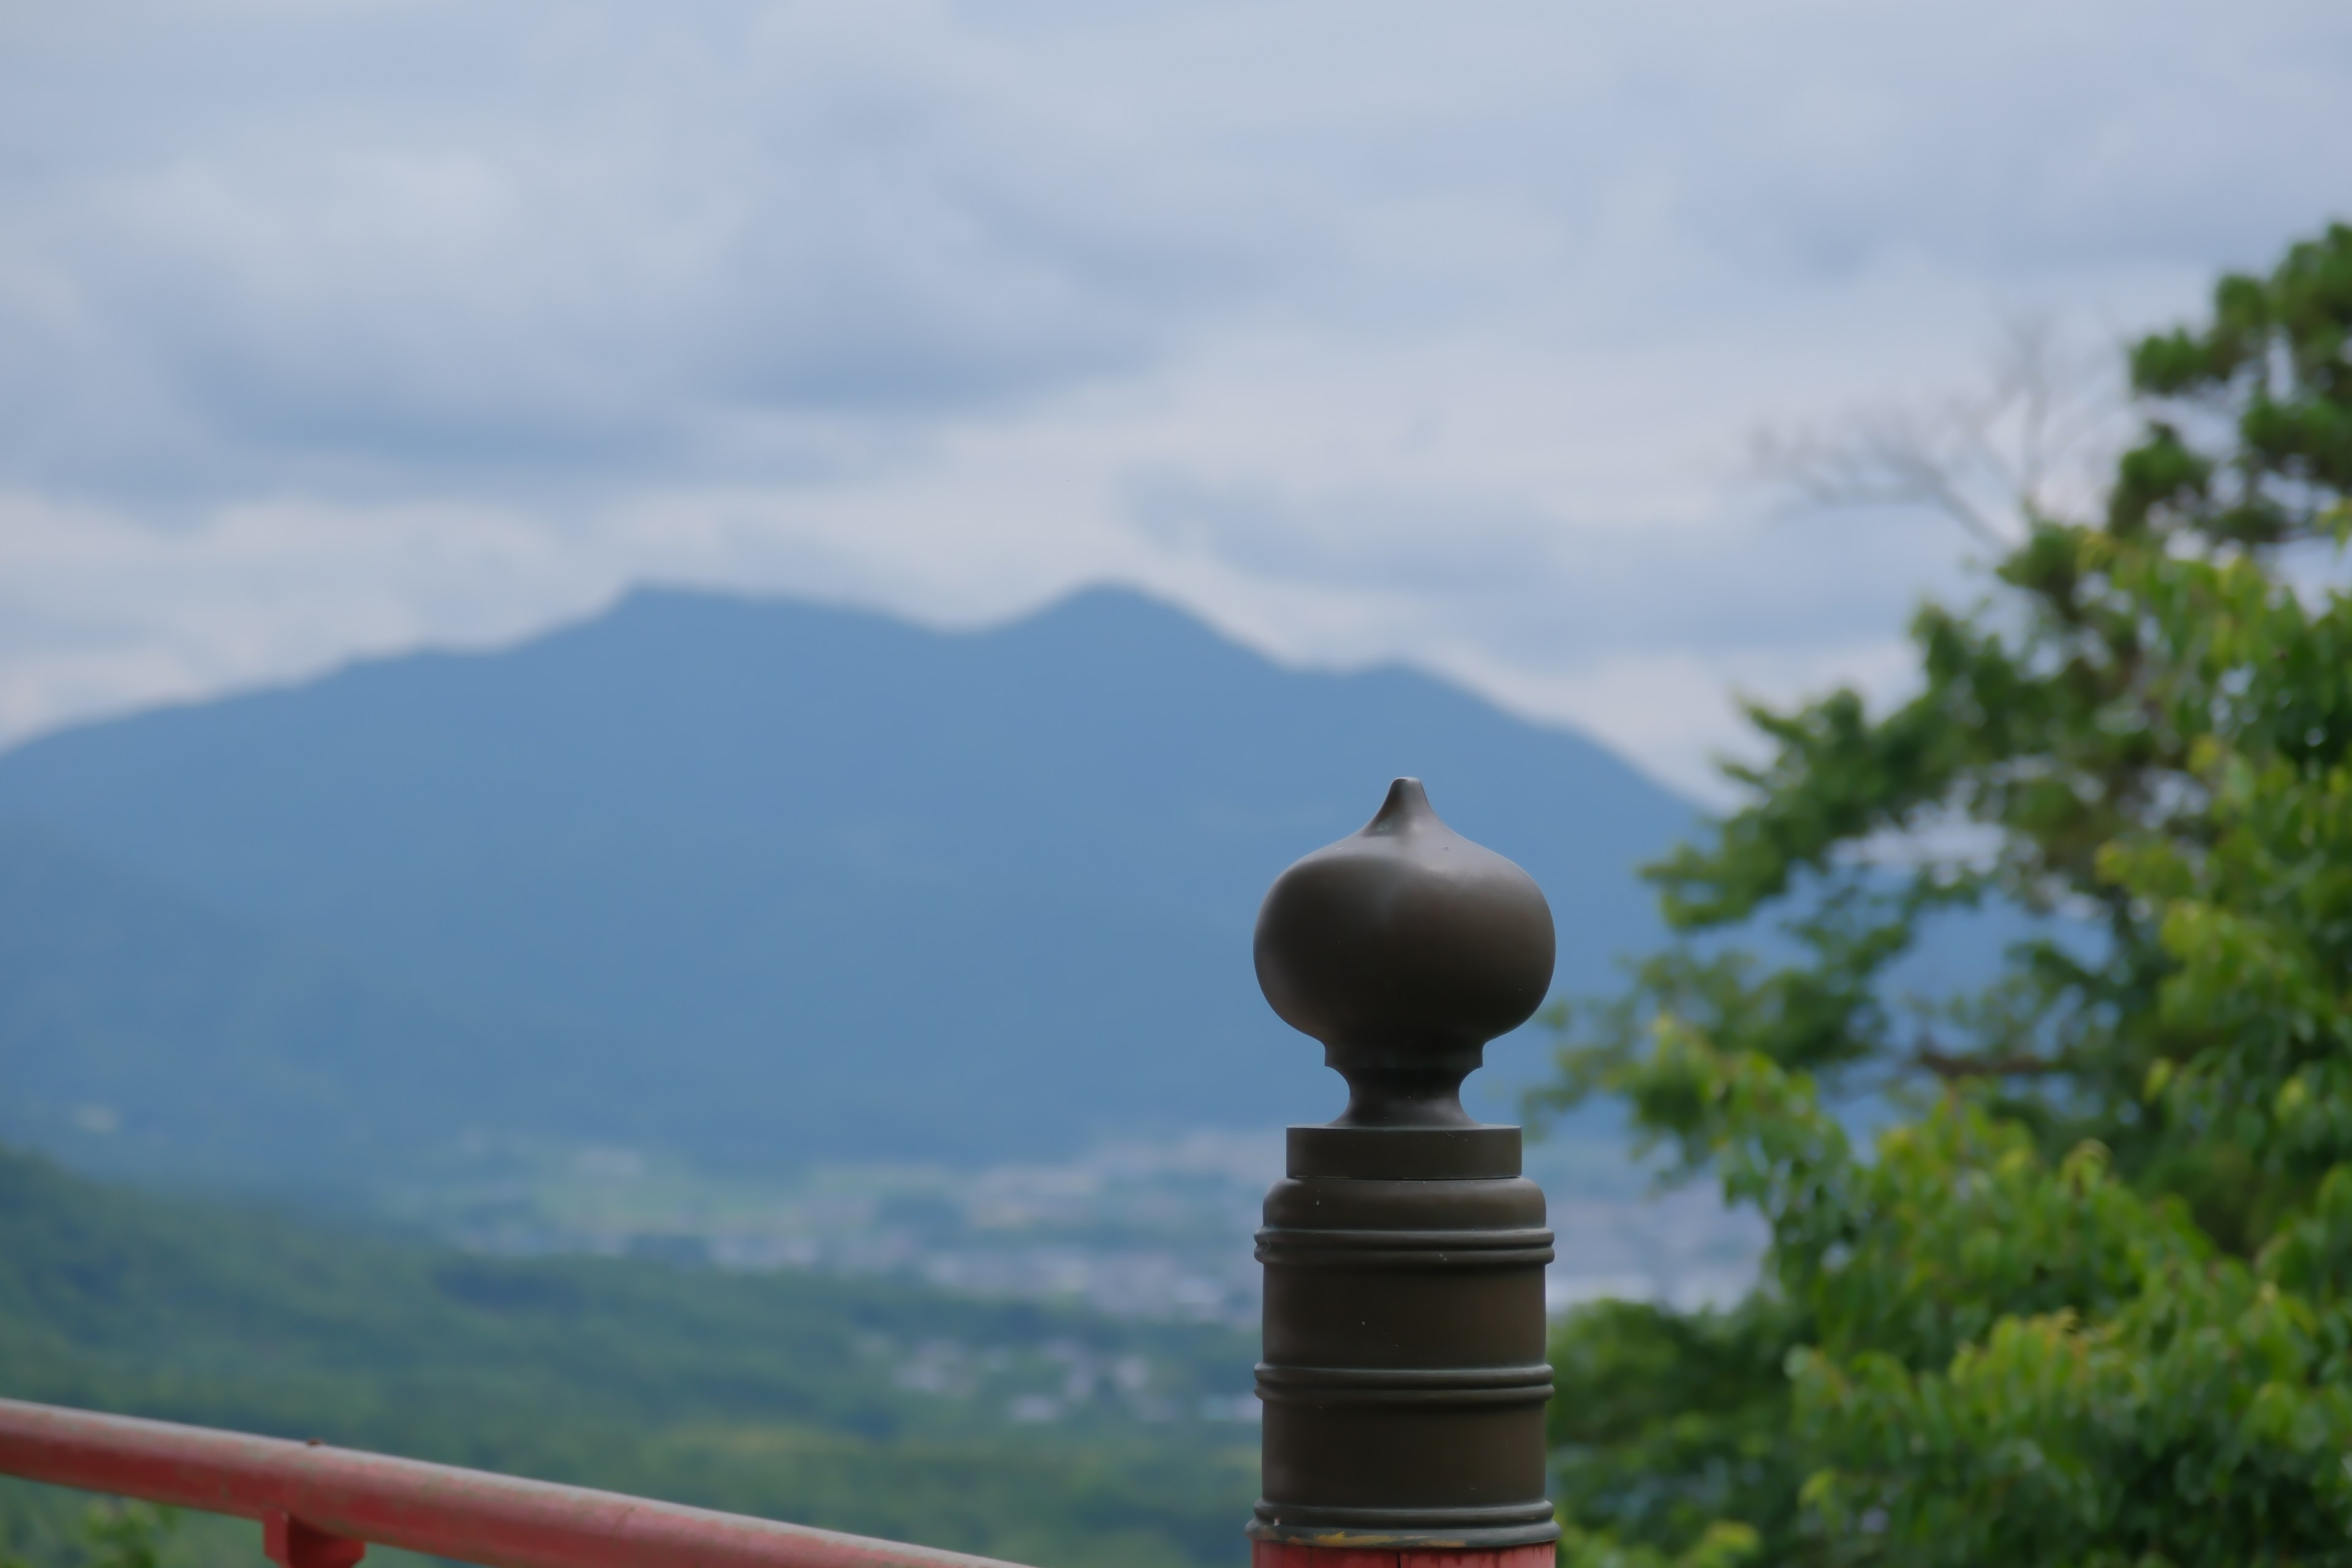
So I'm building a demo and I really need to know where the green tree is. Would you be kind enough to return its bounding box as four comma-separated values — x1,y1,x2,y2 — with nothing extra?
73,1504,173,1568
0,1502,173,1568
1536,221,2352,1567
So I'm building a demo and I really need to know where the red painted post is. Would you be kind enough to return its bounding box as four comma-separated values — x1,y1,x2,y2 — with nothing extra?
265,1509,367,1568
1253,1544,1555,1568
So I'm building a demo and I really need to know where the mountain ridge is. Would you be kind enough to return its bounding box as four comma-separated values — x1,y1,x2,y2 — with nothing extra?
0,584,1694,1182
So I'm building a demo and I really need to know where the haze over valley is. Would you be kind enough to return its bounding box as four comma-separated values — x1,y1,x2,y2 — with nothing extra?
0,584,1752,1319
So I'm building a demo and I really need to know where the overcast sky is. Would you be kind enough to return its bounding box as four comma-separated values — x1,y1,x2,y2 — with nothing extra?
4,1,2346,798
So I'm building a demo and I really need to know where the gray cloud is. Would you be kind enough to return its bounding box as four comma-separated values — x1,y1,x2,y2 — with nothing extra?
8,0,2345,495
1,0,2346,789
1125,469,1980,669
1,2,1283,494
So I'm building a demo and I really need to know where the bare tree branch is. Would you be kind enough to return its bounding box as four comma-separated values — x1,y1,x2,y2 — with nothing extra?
1913,1045,2068,1080
1908,1024,2067,1081
1751,313,2127,549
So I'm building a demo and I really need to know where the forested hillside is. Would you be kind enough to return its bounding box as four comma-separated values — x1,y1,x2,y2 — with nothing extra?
0,1147,1256,1568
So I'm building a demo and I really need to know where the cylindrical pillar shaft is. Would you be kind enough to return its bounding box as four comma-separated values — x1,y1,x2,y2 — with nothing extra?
1255,1129,1554,1547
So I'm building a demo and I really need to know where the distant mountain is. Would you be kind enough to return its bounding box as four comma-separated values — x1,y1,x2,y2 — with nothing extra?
0,822,504,1189
0,586,1692,1180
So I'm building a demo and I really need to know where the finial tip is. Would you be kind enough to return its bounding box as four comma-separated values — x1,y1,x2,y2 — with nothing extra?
1366,777,1431,834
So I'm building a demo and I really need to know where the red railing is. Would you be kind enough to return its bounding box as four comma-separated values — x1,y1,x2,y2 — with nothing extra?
0,1398,1023,1568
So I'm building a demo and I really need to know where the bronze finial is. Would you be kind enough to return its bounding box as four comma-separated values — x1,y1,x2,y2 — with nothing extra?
1249,778,1561,1553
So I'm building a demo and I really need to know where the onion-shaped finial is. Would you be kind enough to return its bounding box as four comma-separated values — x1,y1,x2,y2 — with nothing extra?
1253,777,1555,1127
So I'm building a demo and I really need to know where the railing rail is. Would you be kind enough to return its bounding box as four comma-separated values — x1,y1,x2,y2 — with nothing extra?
0,1398,1025,1568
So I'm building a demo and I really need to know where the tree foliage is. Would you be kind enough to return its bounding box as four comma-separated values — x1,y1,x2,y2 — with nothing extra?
1537,222,2352,1567
0,1502,173,1568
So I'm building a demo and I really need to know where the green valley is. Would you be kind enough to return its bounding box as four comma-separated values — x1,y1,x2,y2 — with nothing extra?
0,1148,1257,1568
